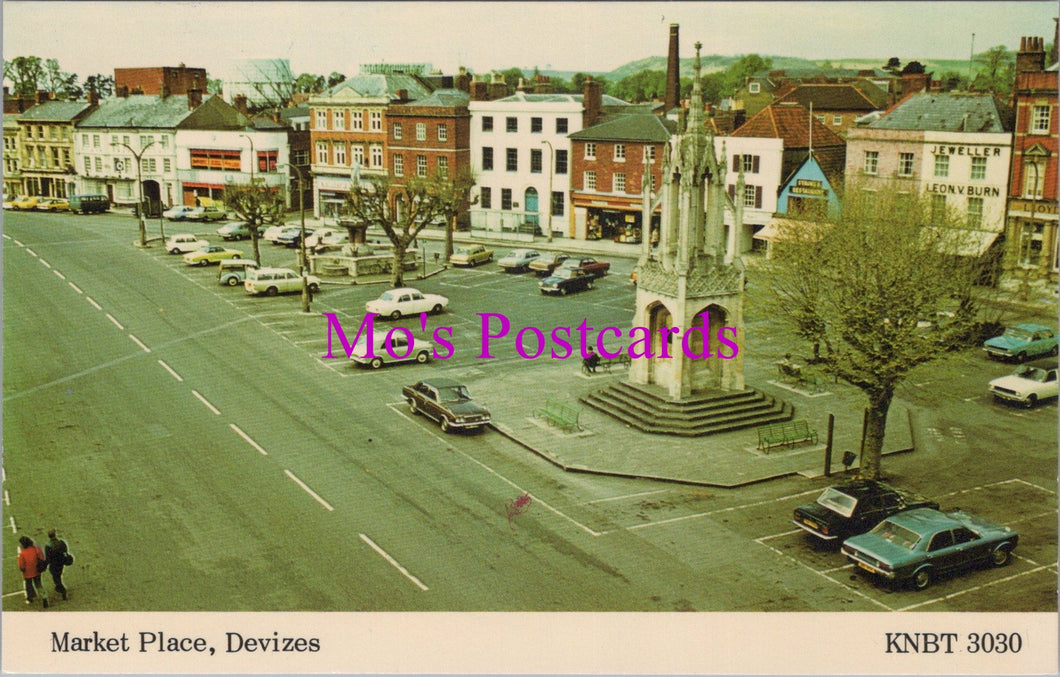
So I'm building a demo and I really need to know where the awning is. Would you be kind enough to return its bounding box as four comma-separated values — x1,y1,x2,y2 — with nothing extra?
927,228,1000,257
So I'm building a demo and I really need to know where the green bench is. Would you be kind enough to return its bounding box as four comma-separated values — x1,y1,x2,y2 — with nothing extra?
535,398,582,432
757,420,819,451
582,353,631,375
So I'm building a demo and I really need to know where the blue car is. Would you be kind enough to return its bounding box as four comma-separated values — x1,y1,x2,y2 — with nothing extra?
842,508,1018,590
983,323,1058,362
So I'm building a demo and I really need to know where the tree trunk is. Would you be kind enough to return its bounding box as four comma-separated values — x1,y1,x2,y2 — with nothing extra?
859,386,894,480
444,214,455,261
250,227,262,267
391,242,407,287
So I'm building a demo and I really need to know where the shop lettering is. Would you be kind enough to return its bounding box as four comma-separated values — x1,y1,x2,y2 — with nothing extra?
791,179,826,197
925,183,1001,197
928,145,1003,157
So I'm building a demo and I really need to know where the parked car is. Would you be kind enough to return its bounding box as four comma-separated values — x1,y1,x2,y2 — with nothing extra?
244,267,321,296
349,331,434,369
304,228,339,249
401,378,491,432
539,267,594,295
449,244,494,267
842,507,1019,590
217,258,259,286
163,205,197,221
185,205,227,222
164,233,209,254
262,224,288,243
366,287,449,319
561,256,610,278
983,323,1058,362
497,248,541,272
988,362,1059,407
10,195,39,210
68,194,109,214
276,226,314,247
528,252,570,276
36,197,70,211
793,480,939,544
216,221,260,241
182,244,244,266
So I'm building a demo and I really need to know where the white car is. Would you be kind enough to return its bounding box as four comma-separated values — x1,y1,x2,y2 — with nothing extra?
163,205,197,221
349,331,434,369
497,248,541,272
366,287,448,319
304,227,339,249
262,224,288,243
244,267,321,296
164,233,209,254
989,364,1058,407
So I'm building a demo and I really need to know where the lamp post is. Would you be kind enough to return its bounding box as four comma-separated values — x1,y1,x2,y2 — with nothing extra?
540,139,554,242
280,162,311,313
112,139,155,247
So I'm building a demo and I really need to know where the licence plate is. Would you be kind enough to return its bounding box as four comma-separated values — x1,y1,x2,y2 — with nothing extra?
803,519,818,530
858,562,875,573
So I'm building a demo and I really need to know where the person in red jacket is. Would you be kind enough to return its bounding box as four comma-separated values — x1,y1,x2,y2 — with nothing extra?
17,536,49,609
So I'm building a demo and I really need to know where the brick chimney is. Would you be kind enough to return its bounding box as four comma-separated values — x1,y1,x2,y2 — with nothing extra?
456,67,471,93
395,89,409,102
533,74,553,94
582,76,602,128
188,88,203,110
665,23,680,112
469,77,489,101
116,85,130,98
87,89,99,106
160,82,169,99
233,94,249,114
488,72,508,101
35,90,49,104
900,72,930,97
1016,36,1046,74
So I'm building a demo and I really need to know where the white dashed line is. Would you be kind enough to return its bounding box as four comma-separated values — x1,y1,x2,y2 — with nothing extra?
53,269,66,280
68,282,83,294
25,248,36,257
359,533,428,590
157,360,183,382
8,516,17,533
13,239,23,246
106,313,125,330
191,390,221,415
39,258,51,268
3,490,8,506
2,234,10,240
229,424,268,456
575,489,670,506
86,297,102,311
128,334,151,353
285,470,333,511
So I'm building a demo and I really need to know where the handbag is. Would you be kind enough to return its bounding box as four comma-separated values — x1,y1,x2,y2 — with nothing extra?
63,552,74,566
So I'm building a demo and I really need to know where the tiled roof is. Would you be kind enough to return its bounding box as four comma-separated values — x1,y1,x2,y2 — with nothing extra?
494,92,630,107
178,95,251,131
732,102,845,147
406,88,470,108
569,114,676,142
77,95,197,128
776,83,885,112
872,92,1014,133
18,100,93,122
328,72,432,100
279,105,309,121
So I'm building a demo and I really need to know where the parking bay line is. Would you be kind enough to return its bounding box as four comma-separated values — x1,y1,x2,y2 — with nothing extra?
359,533,429,591
896,563,1055,612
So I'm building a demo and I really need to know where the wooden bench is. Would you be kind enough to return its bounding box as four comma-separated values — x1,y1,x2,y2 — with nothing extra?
757,420,819,451
535,398,582,432
776,360,824,393
583,353,631,374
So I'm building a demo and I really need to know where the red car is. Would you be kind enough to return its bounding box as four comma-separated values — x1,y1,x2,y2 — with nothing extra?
561,257,610,278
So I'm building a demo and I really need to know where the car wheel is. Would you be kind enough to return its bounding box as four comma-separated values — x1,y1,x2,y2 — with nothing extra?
390,310,401,320
369,357,383,369
416,350,429,364
198,259,209,267
991,546,1012,567
912,567,932,591
431,304,443,315
266,286,279,297
440,417,451,433
1024,394,1037,408
308,282,320,294
587,281,595,290
407,398,419,414
232,254,241,259
560,287,568,296
1016,351,1027,363
169,248,181,255
225,277,239,287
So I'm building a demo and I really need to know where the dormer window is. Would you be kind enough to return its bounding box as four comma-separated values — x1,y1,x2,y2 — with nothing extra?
749,82,761,94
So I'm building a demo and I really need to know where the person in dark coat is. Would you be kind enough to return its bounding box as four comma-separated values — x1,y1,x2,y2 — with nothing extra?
44,529,70,601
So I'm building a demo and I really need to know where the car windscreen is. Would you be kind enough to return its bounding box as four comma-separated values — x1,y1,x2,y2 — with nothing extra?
439,386,470,402
1003,327,1033,341
816,487,857,518
378,292,396,302
867,520,921,550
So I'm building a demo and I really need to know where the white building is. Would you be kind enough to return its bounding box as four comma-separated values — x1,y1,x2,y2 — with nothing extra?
175,124,288,206
713,135,785,255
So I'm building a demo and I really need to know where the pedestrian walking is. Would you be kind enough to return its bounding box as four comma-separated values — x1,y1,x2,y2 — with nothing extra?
17,536,48,609
44,529,71,601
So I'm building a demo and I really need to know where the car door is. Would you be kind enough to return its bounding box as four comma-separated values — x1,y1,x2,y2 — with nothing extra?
924,529,964,574
408,291,427,314
852,494,887,534
1031,330,1055,357
421,384,443,420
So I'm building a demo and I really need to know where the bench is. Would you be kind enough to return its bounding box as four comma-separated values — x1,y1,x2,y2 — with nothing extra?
535,398,582,432
757,420,819,451
582,353,632,375
776,360,824,393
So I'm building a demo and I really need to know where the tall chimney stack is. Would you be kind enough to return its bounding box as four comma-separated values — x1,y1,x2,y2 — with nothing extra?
188,88,203,110
1016,35,1046,74
665,24,680,112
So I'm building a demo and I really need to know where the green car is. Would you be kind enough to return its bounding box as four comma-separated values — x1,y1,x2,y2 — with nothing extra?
842,508,1018,590
983,323,1058,362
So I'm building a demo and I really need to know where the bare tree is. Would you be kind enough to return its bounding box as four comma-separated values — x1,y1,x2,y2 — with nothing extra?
225,184,287,266
344,170,477,287
765,183,984,479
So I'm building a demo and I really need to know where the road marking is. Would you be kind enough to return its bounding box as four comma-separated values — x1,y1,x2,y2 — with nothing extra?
285,470,333,511
230,424,268,456
610,488,821,534
575,489,670,506
39,258,51,268
756,528,804,541
128,334,151,353
86,296,102,310
25,248,36,257
191,389,221,415
53,269,66,280
3,490,8,506
359,533,428,591
1011,478,1057,495
8,516,17,533
157,360,183,382
2,234,9,240
106,313,125,330
12,239,23,246
896,564,1054,612
755,537,894,611
68,282,83,294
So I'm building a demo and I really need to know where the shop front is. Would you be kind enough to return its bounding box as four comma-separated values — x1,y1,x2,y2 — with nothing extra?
582,205,659,245
181,182,226,207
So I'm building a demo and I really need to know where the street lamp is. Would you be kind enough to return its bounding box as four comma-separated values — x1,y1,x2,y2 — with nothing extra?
540,139,554,242
112,139,156,247
279,162,311,313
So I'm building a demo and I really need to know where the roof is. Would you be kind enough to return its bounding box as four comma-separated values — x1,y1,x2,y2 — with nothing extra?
406,88,470,108
17,100,94,122
279,105,309,121
493,92,630,107
327,72,432,100
569,114,676,142
872,92,1014,133
77,94,199,129
776,83,886,112
732,102,846,147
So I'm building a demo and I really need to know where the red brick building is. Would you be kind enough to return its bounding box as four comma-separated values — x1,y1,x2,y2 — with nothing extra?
1005,35,1058,286
114,66,208,96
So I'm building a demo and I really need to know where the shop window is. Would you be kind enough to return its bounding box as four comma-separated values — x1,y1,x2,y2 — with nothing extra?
190,148,242,170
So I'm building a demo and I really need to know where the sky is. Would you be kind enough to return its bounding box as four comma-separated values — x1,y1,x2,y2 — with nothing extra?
2,1,1057,80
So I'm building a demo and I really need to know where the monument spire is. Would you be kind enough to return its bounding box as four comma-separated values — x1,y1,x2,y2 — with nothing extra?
687,41,704,134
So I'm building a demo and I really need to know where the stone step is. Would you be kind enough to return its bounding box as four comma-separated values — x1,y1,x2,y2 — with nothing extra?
581,394,795,436
598,382,770,418
583,388,784,425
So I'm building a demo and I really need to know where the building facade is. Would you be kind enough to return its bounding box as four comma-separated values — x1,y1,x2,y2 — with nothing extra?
18,99,96,198
114,66,208,96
